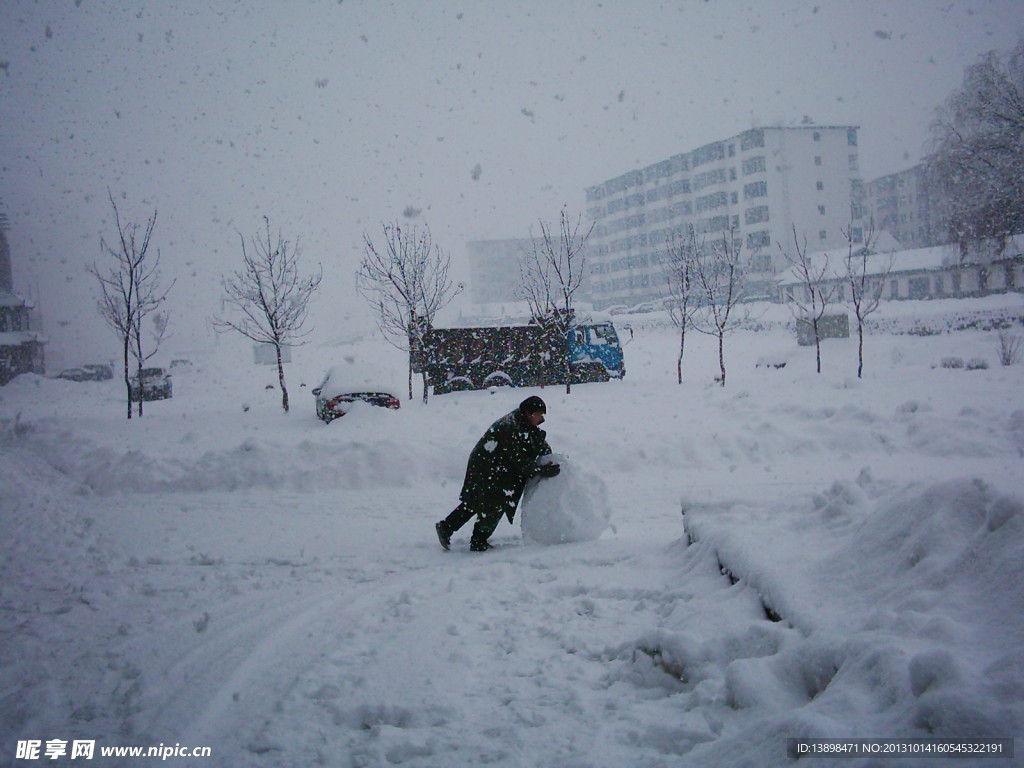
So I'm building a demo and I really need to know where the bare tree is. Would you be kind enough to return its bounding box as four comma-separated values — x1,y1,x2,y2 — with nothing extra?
780,225,837,374
692,229,747,387
357,222,461,402
88,192,172,418
215,216,322,413
842,219,891,379
517,206,593,394
927,39,1024,252
662,225,702,384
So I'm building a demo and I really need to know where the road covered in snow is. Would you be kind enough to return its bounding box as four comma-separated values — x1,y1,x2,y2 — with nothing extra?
2,298,1023,767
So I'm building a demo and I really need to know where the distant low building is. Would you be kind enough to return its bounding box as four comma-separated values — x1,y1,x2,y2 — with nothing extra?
0,222,46,384
777,235,1024,304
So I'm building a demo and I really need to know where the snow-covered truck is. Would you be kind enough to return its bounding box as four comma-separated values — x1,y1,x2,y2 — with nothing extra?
419,316,625,395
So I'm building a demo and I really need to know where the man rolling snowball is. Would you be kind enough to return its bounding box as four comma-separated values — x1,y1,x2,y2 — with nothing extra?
435,396,560,552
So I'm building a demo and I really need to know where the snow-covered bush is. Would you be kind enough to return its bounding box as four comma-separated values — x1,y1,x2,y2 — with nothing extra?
998,329,1022,366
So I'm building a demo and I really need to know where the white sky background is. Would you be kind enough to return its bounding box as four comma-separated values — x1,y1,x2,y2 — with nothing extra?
2,0,1022,365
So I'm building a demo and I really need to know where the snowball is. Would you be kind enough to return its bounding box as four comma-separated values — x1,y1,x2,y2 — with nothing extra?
520,453,611,544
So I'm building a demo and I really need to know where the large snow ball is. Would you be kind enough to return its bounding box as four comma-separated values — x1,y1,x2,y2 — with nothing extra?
520,453,612,544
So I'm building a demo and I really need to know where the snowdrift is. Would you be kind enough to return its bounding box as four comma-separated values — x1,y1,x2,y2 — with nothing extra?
683,472,1024,748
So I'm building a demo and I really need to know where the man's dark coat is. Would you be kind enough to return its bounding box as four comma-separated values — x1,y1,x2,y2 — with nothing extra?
459,408,552,521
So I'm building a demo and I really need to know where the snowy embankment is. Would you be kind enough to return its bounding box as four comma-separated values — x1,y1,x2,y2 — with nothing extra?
1,303,1023,767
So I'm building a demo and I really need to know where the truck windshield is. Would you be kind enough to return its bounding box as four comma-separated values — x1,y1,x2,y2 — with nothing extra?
589,324,619,346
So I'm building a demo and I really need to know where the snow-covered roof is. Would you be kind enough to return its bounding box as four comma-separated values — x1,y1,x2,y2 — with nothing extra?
779,234,1024,287
0,291,32,309
317,364,399,398
0,331,46,345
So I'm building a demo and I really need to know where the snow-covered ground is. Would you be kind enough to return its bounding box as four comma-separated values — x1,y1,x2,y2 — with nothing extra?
2,297,1023,767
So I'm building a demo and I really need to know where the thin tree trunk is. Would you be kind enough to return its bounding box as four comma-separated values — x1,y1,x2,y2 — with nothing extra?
564,334,572,395
857,321,865,379
276,344,289,412
677,327,686,384
814,319,823,374
122,338,132,420
718,332,726,387
135,354,144,418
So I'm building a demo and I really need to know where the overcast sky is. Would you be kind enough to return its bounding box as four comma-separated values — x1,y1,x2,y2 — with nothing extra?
2,0,1022,365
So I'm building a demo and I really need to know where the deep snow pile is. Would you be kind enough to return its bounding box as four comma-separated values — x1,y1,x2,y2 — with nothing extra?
1,300,1023,767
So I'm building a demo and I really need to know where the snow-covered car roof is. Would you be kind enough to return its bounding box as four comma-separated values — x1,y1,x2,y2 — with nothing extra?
317,365,399,400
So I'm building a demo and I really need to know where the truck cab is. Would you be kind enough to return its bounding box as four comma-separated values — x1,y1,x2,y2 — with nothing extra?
570,320,625,379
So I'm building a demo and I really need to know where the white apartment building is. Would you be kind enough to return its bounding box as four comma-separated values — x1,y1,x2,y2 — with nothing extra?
583,125,866,308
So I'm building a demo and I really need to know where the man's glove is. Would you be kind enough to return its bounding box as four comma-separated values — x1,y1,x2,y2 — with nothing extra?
537,463,561,478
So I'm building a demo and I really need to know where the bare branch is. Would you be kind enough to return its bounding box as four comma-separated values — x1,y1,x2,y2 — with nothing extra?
662,224,702,384
690,229,748,386
779,224,837,373
88,192,171,418
214,216,322,413
356,222,462,402
517,207,592,394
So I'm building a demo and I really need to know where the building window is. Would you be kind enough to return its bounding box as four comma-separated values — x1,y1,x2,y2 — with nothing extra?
819,230,827,241
745,205,769,225
849,154,859,171
818,205,826,215
744,181,767,199
695,191,728,212
813,131,821,141
691,142,726,168
891,279,899,298
816,181,824,191
740,129,765,150
848,128,858,146
815,156,822,166
729,167,737,181
747,230,771,249
742,155,766,175
728,143,736,157
731,191,738,205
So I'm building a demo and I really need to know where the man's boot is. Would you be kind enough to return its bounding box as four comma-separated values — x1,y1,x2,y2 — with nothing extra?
435,522,451,551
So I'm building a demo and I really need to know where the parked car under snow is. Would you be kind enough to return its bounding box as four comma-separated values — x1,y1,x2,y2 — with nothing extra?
57,368,91,382
311,365,400,423
130,367,173,401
